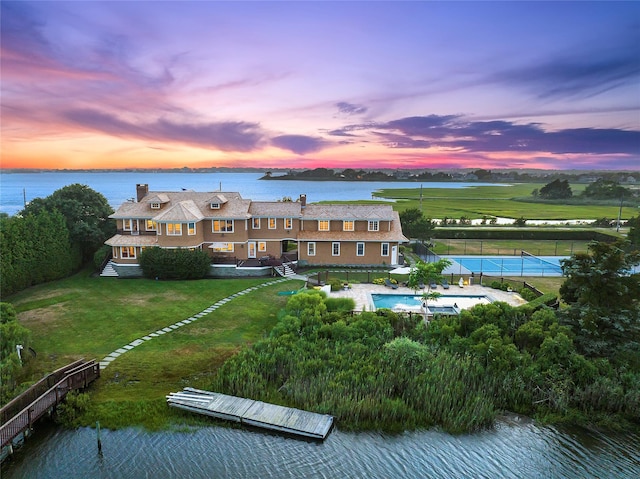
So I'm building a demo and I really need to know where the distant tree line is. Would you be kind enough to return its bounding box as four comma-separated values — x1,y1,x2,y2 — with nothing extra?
532,178,637,202
0,184,114,296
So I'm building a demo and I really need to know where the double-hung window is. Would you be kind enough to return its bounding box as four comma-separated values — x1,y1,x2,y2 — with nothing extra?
332,242,340,256
368,220,379,231
123,219,133,231
213,219,234,233
167,223,182,235
381,243,389,256
188,222,196,235
145,219,157,231
120,246,136,258
308,242,316,256
318,220,330,231
268,217,276,229
356,242,365,256
343,220,354,231
258,242,267,252
252,218,261,229
284,218,293,229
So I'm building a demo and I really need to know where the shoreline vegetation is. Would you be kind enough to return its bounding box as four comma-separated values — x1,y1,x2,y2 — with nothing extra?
5,247,638,435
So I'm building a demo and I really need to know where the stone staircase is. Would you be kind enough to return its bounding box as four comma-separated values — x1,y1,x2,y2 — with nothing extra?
100,261,119,277
274,262,296,277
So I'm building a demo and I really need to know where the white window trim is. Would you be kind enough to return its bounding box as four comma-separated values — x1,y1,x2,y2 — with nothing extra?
268,217,277,229
145,219,157,231
381,243,390,256
120,246,136,259
356,242,365,256
252,218,261,229
188,222,196,235
210,203,220,209
150,203,160,209
343,220,354,231
318,220,330,231
308,242,316,256
123,219,133,231
258,241,267,252
284,217,293,230
368,220,379,232
212,219,234,233
167,223,182,235
332,242,340,256
211,242,234,252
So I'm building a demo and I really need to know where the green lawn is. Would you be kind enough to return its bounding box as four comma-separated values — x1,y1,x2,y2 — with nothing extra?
9,270,303,428
372,184,638,220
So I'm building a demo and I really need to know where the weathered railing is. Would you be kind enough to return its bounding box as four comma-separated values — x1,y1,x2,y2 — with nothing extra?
0,360,100,449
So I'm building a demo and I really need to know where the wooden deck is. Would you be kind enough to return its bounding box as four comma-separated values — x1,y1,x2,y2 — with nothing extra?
167,388,334,440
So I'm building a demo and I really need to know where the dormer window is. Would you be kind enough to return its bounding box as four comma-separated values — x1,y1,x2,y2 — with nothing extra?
151,203,160,209
210,203,220,209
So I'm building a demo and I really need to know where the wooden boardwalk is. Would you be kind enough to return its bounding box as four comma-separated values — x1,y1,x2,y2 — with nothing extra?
167,388,334,440
0,359,100,452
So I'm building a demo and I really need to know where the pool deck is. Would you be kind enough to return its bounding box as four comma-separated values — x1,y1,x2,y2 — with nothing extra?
330,282,528,311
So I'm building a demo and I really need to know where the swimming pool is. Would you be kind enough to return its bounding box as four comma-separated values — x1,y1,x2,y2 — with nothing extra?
371,293,491,313
444,255,564,276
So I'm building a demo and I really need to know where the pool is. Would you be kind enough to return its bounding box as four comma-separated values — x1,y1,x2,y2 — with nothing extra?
370,293,491,313
444,255,564,276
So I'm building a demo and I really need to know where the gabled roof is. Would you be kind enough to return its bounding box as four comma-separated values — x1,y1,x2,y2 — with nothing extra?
153,200,204,222
147,193,170,204
297,211,408,242
207,194,227,204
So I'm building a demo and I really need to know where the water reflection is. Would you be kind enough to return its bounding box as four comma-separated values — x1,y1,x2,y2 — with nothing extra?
3,420,639,478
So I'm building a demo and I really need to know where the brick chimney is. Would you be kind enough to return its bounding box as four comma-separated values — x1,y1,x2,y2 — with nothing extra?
136,184,149,202
299,194,307,208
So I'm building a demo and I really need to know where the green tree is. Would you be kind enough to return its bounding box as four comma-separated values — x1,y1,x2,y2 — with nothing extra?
407,259,452,293
0,302,31,403
538,179,573,199
399,208,436,247
559,240,640,358
627,216,640,250
581,179,630,200
139,247,211,280
21,184,115,263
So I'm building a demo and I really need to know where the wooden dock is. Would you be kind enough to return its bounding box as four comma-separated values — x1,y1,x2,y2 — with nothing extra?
167,388,334,440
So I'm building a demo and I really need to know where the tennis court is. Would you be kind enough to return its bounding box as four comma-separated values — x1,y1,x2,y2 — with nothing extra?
444,254,565,276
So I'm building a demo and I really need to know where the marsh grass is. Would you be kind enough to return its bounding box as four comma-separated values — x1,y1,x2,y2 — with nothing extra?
375,184,637,220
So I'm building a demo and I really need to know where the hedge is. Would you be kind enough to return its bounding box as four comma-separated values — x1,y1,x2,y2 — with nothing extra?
432,228,619,242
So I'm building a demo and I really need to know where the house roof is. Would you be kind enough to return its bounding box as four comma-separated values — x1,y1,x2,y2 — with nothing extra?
110,191,250,219
301,204,396,220
153,200,204,222
248,201,302,217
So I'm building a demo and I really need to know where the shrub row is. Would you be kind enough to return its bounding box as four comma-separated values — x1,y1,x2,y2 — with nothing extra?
432,228,618,242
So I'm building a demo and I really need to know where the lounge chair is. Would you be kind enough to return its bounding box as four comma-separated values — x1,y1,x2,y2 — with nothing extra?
384,278,398,289
429,281,438,290
418,281,425,289
441,279,450,289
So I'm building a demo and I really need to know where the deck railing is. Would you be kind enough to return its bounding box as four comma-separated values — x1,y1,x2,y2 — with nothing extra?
0,360,99,449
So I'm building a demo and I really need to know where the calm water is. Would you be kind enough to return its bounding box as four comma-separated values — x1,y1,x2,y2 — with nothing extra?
0,171,500,216
2,419,639,478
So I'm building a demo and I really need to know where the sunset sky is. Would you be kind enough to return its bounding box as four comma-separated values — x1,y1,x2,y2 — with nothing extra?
1,1,639,171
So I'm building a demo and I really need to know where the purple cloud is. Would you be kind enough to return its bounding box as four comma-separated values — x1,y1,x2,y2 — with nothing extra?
63,109,265,151
336,102,368,115
271,135,331,154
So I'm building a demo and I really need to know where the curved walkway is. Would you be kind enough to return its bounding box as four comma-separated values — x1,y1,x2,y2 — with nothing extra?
98,278,290,370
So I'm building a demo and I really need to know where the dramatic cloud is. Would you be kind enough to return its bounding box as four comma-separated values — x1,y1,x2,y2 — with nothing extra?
63,109,265,152
339,115,640,155
270,135,331,155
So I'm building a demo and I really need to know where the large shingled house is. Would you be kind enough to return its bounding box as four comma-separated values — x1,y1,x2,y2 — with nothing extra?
102,184,407,277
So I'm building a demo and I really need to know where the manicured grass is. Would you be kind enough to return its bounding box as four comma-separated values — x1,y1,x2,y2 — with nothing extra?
374,184,638,220
8,269,303,429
